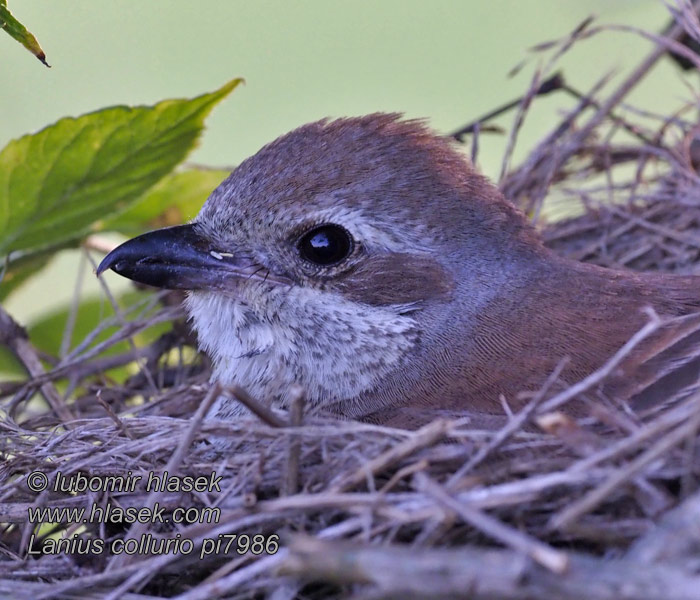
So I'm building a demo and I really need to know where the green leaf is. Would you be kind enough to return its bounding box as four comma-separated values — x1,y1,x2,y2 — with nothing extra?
0,168,230,301
0,0,49,66
0,79,241,260
100,167,230,235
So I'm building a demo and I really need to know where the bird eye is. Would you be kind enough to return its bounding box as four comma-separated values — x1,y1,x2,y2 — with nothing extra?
297,224,353,266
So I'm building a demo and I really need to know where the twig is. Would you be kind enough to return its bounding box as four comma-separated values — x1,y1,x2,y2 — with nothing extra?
83,234,119,255
106,383,220,576
282,385,305,496
328,419,451,493
627,487,700,565
550,398,700,531
172,553,287,600
560,15,693,170
416,473,569,573
96,390,135,440
0,304,74,424
451,72,565,141
499,67,545,183
566,393,700,474
88,251,160,397
279,536,700,600
447,357,569,487
228,385,286,428
59,250,88,358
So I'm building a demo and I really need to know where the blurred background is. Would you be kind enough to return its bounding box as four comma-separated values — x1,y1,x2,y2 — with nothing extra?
0,0,690,324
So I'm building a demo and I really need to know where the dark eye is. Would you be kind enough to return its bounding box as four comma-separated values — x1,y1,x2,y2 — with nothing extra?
297,224,353,266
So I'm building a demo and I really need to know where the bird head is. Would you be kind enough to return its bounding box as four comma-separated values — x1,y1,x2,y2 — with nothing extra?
98,114,543,418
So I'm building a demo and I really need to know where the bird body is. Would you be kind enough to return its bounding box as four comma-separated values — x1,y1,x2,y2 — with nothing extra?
98,114,700,427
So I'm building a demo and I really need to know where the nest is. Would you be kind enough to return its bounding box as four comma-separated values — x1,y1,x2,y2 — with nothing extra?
3,3,700,599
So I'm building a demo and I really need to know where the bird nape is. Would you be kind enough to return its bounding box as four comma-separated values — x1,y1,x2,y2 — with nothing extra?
98,113,700,429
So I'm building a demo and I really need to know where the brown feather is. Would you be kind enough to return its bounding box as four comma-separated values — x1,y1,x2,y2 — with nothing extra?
336,253,455,306
351,257,700,427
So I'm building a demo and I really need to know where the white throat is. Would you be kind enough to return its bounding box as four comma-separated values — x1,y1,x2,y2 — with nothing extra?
184,286,418,420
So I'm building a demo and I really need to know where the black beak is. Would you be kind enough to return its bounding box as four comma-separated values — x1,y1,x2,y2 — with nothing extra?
97,224,290,290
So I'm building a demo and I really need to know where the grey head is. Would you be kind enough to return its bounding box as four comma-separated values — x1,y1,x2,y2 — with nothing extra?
98,113,548,424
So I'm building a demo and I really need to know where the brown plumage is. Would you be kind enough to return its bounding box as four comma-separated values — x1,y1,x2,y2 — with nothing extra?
98,114,700,429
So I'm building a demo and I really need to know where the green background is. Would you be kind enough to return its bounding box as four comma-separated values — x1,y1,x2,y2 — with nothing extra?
0,1,687,325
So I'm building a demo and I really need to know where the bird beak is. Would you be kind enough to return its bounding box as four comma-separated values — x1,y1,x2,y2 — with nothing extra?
96,224,290,290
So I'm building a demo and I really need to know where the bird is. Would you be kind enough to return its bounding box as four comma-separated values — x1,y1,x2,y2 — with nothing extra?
97,113,700,429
